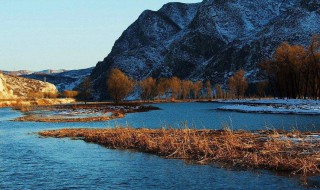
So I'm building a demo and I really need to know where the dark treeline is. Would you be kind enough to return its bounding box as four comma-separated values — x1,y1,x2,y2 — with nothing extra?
260,35,320,99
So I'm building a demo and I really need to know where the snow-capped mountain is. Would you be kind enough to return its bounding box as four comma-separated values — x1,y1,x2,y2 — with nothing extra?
91,0,320,99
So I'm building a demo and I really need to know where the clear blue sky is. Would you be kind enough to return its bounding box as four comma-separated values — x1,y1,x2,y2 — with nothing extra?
0,0,200,71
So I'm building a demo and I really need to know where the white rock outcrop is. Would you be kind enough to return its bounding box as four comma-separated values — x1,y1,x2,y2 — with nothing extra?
0,73,57,99
0,73,15,99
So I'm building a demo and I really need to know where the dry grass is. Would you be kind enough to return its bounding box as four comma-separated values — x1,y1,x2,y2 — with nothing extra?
39,128,320,176
1,98,75,109
15,112,125,122
14,104,158,122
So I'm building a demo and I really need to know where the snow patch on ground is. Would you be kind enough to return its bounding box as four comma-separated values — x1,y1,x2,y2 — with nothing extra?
218,99,320,115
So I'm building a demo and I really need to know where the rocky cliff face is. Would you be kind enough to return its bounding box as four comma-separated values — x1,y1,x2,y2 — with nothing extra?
91,0,320,99
0,73,57,99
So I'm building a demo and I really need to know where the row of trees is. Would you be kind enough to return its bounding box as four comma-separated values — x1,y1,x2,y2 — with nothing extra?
106,68,213,103
228,70,248,100
25,90,78,100
106,68,250,103
138,77,212,101
260,35,320,99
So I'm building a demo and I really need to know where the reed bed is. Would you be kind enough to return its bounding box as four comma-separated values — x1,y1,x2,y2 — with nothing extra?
39,128,320,176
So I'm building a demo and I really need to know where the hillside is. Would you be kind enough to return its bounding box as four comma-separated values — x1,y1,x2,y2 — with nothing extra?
0,73,57,99
90,0,320,99
22,67,93,92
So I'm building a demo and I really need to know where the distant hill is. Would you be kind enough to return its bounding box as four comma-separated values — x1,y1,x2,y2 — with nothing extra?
0,73,57,99
2,70,34,76
3,69,67,76
34,69,67,75
21,67,94,92
90,0,320,99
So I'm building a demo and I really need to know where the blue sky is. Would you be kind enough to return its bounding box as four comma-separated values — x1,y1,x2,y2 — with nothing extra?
0,0,200,71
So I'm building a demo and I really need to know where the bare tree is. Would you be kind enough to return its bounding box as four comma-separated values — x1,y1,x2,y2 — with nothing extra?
107,68,134,104
78,77,92,104
215,84,223,99
170,77,181,99
260,36,320,99
157,78,171,99
139,77,157,102
181,80,193,100
256,81,268,99
192,81,203,99
229,70,248,100
205,81,212,101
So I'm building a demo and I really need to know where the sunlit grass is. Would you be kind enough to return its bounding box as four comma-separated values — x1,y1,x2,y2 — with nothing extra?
39,127,320,176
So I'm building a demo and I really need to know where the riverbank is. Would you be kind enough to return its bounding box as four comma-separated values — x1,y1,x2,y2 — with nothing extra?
39,128,320,176
0,98,75,108
218,99,320,115
14,103,159,122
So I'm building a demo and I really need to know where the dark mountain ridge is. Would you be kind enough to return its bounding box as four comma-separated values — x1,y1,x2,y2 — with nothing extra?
91,0,320,99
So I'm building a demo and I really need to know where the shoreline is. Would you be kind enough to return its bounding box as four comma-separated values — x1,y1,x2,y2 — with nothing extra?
6,98,320,122
217,106,320,115
217,99,320,115
13,103,159,122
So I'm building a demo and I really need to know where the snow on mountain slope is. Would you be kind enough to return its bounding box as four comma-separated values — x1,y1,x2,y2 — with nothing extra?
91,0,320,99
158,2,200,29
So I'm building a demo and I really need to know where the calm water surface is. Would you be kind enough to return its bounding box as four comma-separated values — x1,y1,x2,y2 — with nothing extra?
1,103,320,189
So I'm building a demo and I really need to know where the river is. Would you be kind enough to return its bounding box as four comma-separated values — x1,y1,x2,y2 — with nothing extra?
1,103,320,189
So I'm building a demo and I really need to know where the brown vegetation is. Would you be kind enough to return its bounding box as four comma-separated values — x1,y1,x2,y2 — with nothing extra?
205,81,212,100
39,128,320,176
215,84,224,99
229,69,249,100
77,77,92,104
104,69,250,101
0,98,75,108
181,80,193,99
14,103,159,122
260,35,320,99
157,78,171,99
15,112,125,122
139,77,157,101
192,81,203,99
107,69,134,104
63,90,79,98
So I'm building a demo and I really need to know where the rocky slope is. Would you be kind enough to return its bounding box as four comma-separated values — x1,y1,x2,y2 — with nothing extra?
0,73,14,99
0,73,57,99
91,0,320,99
